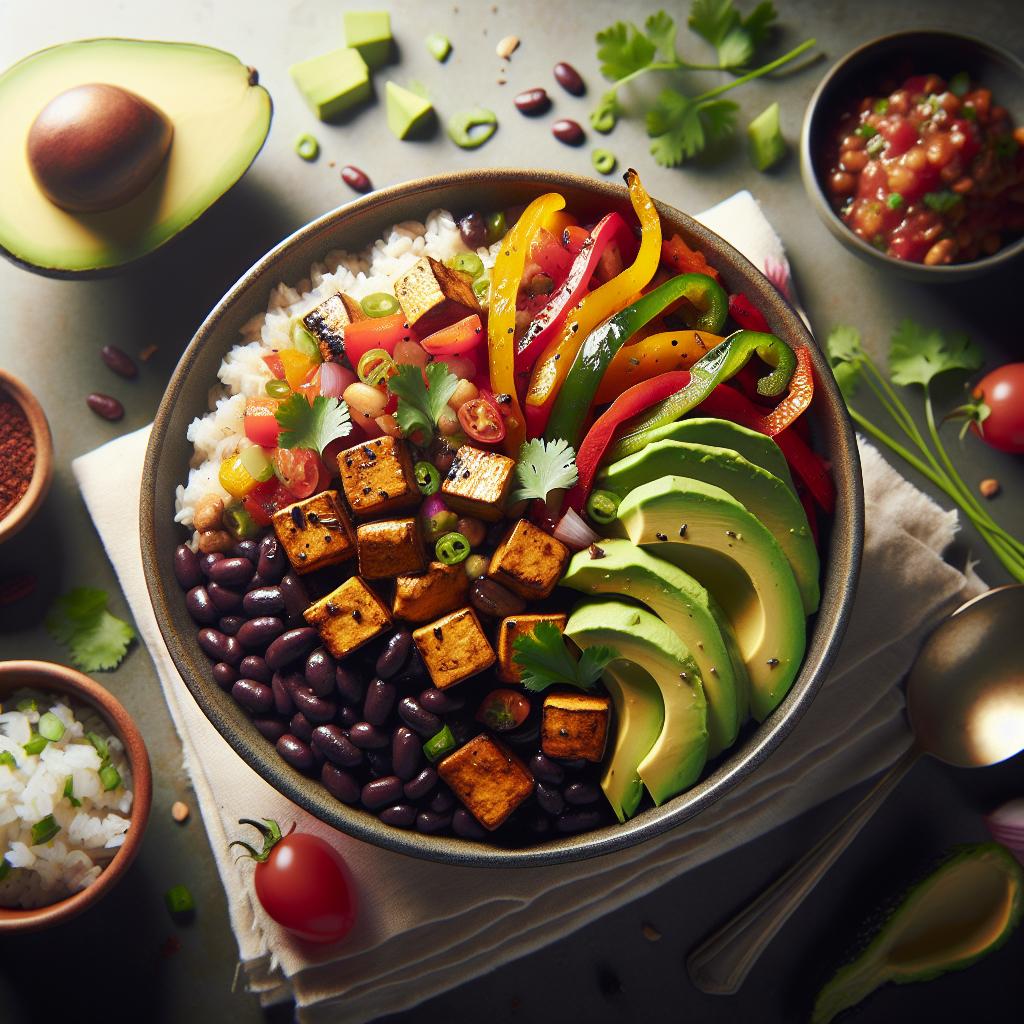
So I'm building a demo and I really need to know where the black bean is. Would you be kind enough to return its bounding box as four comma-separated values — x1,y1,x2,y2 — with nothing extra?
289,712,313,743
208,556,254,588
348,721,390,749
365,749,394,778
392,727,423,781
311,744,326,768
445,711,479,746
248,574,267,590
458,211,488,249
338,705,358,728
219,615,245,636
200,552,224,577
232,678,274,714
379,803,417,828
257,536,287,583
239,655,271,684
312,724,363,768
321,763,360,803
452,807,486,839
375,631,412,679
272,671,297,716
253,717,287,742
415,810,452,834
86,392,124,421
100,344,138,379
211,661,237,690
265,627,318,670
514,87,551,115
529,753,565,786
558,758,590,772
276,734,314,771
361,775,403,809
291,684,337,724
233,539,259,564
536,782,565,816
363,678,397,726
553,61,586,96
244,586,285,617
186,586,218,625
469,578,525,618
397,647,427,683
208,582,243,613
237,616,285,650
198,628,242,666
528,812,552,835
304,647,336,697
555,808,603,833
418,688,464,714
552,118,585,146
403,767,437,801
174,545,202,589
279,574,310,626
504,714,540,747
397,697,442,738
341,164,372,193
334,665,364,704
430,787,455,813
564,781,601,805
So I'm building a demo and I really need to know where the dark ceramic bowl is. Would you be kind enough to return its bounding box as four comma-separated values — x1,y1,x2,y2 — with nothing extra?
141,170,863,867
800,31,1024,282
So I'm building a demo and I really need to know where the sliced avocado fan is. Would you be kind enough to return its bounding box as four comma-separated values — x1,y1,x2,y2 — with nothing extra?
813,843,1023,1024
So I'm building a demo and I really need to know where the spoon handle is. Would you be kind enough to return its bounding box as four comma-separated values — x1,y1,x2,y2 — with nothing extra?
687,746,919,995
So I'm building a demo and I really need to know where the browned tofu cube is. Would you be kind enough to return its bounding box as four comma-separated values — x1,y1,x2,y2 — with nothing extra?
301,292,366,363
338,436,419,519
438,734,534,831
496,613,569,684
412,607,496,689
393,256,480,335
392,561,470,622
441,445,516,522
271,490,356,575
487,519,570,600
541,692,612,763
304,576,392,658
356,518,426,580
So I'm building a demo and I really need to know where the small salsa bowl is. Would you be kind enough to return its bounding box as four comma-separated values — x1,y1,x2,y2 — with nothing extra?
0,370,53,545
800,30,1024,282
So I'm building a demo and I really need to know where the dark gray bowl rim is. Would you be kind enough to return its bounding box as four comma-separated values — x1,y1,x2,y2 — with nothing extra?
800,29,1024,277
141,168,864,868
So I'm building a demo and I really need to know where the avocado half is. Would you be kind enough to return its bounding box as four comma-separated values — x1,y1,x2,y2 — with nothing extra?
0,38,272,277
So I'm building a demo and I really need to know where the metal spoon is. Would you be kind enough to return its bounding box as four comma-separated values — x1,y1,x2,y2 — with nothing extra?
687,584,1024,995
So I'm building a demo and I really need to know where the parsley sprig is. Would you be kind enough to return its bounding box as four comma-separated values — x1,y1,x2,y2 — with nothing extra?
46,588,136,672
827,321,1024,581
513,621,619,694
592,3,816,167
512,438,578,504
275,393,352,454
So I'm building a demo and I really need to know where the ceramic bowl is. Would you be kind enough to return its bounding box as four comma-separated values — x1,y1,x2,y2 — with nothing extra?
0,370,53,545
141,169,863,867
0,660,152,932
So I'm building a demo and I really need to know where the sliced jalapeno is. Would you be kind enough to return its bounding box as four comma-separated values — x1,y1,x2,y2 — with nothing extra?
361,292,401,318
435,531,471,565
414,461,441,495
448,108,498,149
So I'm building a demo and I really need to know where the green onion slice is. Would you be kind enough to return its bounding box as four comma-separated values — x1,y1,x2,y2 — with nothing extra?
472,275,491,306
99,763,121,792
265,378,292,399
357,348,396,386
360,292,401,318
886,193,904,210
423,724,457,763
86,732,109,760
873,98,890,114
485,210,506,244
16,698,37,714
949,72,970,97
23,734,48,756
446,252,484,280
0,858,10,882
448,108,498,150
223,505,259,541
591,148,617,175
31,814,60,845
0,751,16,769
290,320,322,362
295,133,320,161
38,712,65,742
435,531,471,565
63,776,82,807
165,884,195,916
586,489,621,525
414,461,441,496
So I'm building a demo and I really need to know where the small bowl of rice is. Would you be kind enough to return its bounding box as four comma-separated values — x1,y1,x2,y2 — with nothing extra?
0,660,151,933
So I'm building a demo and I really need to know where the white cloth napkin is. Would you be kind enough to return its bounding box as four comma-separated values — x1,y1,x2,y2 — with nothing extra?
72,193,981,1022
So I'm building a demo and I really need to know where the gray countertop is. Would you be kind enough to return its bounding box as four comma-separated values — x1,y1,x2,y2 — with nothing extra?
1,1,1022,1022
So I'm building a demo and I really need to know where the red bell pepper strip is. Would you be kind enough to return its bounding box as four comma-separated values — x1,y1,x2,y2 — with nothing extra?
759,345,814,436
662,234,720,281
728,293,771,333
419,315,484,356
566,371,692,514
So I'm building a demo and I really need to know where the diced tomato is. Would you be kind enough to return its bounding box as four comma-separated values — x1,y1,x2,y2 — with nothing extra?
457,391,506,444
342,313,409,371
661,234,721,281
272,447,322,500
263,353,286,379
244,397,281,447
476,689,531,731
878,117,918,156
419,314,484,356
243,478,296,526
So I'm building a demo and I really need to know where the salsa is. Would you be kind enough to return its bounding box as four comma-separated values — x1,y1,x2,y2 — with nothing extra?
825,72,1024,264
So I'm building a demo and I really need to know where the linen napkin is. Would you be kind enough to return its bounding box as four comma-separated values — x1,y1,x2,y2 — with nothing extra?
72,193,981,1022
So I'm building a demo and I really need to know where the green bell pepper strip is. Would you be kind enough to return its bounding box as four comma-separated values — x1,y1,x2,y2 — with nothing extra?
543,273,728,448
606,330,797,462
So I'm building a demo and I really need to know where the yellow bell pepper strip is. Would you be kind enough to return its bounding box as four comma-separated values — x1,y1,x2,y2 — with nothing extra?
487,191,565,455
524,168,661,438
595,329,725,403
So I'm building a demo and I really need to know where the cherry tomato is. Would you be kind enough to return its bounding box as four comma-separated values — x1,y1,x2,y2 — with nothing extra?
244,397,281,447
419,315,484,356
343,313,409,370
231,819,356,944
968,363,1024,454
272,448,321,499
476,689,531,731
243,479,297,526
458,392,506,444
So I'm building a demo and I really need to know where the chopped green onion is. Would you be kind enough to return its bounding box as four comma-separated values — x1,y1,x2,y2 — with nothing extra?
239,446,274,484
446,252,485,280
16,698,37,714
63,776,82,808
425,32,451,62
447,107,498,150
295,133,320,161
590,104,617,133
949,72,970,97
356,348,396,386
855,124,878,139
485,210,506,244
591,148,617,175
586,489,621,525
223,505,259,542
86,731,109,761
472,275,491,307
872,98,890,114
360,292,401,318
99,763,121,792
38,712,65,742
23,734,47,756
923,190,962,213
747,102,787,172
290,321,322,363
435,531,471,565
423,724,456,763
866,135,886,157
426,510,459,540
0,751,16,769
414,461,441,495
165,884,195,916
265,378,292,399
886,193,905,210
0,858,9,882
31,814,60,845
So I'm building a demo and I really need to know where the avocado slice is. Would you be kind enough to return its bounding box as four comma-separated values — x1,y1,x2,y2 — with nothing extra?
813,843,1023,1024
0,39,271,277
562,539,748,755
385,81,435,140
597,439,820,614
290,47,371,121
566,597,708,805
617,475,806,722
599,659,664,822
343,11,393,69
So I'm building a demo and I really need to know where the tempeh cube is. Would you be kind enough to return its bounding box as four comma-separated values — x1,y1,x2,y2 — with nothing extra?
393,255,480,335
304,576,392,659
487,518,570,600
338,435,419,518
356,518,426,579
440,445,516,522
392,561,470,623
412,606,495,689
438,734,534,831
301,291,366,362
541,692,612,763
271,490,356,575
496,613,569,684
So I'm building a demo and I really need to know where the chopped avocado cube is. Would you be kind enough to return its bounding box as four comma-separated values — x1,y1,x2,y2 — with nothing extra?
289,47,370,122
343,10,393,69
385,81,435,140
426,33,452,62
747,101,786,172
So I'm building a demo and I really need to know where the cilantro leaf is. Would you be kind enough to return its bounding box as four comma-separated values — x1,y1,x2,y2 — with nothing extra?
888,320,982,388
46,588,135,672
716,29,754,70
275,393,352,454
512,438,578,503
596,20,657,81
689,0,776,68
647,93,737,167
513,621,619,694
644,10,678,61
742,1,778,47
387,361,459,444
826,324,866,364
688,0,739,48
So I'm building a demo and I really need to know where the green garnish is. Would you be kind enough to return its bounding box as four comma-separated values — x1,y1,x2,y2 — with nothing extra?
425,32,452,62
949,71,970,97
435,532,471,566
511,438,578,504
485,211,507,244
289,320,322,362
866,135,886,156
855,123,878,139
747,100,786,171
0,751,16,769
356,348,397,386
586,489,621,525
414,461,441,496
23,733,48,755
446,252,485,279
223,504,259,542
63,776,82,808
265,378,292,399
472,275,491,307
0,858,9,882
239,445,274,483
38,712,65,742
295,134,319,161
513,621,619,694
447,107,498,149
387,361,459,445
360,292,401,318
886,192,904,210
46,588,136,673
873,98,889,114
591,148,617,174
86,731,109,761
164,884,195,916
923,190,962,213
275,393,352,455
31,815,60,845
16,698,37,714
99,763,121,791
423,725,457,763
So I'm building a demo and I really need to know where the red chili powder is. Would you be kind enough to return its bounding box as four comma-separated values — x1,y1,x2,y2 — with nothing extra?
0,393,35,520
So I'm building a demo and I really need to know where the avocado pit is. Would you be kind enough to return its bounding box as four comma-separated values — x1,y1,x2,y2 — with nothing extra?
27,82,173,213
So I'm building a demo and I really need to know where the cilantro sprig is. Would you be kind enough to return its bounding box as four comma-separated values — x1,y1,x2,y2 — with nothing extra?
46,588,136,672
387,361,459,445
592,4,816,167
827,321,1024,581
513,621,619,694
511,438,578,504
275,393,352,454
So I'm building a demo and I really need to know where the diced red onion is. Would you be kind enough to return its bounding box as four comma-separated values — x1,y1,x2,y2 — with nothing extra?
553,507,600,550
319,360,357,398
421,494,448,521
986,799,1024,865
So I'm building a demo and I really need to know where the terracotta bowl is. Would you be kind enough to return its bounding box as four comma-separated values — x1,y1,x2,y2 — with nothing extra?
0,661,151,932
141,170,864,867
0,369,53,545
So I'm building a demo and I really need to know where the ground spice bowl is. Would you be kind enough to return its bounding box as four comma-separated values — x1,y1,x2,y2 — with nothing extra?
0,369,53,545
0,661,152,933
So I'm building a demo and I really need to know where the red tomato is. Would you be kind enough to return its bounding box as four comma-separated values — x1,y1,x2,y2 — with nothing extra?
458,392,506,443
343,313,409,370
272,448,321,498
263,354,286,379
531,227,573,283
878,117,918,156
243,479,296,526
476,689,531,731
563,225,591,255
968,363,1024,454
244,398,281,447
419,315,484,356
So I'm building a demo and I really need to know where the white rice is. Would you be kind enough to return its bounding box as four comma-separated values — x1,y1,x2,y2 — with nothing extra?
175,209,500,533
0,690,133,909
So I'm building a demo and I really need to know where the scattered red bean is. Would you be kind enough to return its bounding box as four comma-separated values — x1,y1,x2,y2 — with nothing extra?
552,118,585,146
100,344,138,379
514,87,551,116
0,572,37,606
86,393,124,421
341,165,372,193
553,62,585,96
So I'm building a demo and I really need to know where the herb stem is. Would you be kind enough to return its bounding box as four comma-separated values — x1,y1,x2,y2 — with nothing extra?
693,38,818,103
